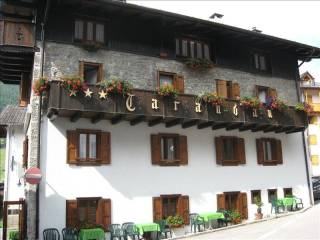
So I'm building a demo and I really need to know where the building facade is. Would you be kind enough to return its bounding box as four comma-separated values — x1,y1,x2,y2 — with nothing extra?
2,0,320,239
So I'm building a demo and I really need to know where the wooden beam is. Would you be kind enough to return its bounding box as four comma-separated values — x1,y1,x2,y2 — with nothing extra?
130,116,145,126
181,119,198,129
226,122,243,131
251,124,270,132
275,126,295,133
91,113,104,124
212,122,228,130
263,126,280,133
148,117,163,127
111,114,123,125
165,118,181,128
70,112,81,122
239,124,257,132
286,127,305,134
197,121,212,129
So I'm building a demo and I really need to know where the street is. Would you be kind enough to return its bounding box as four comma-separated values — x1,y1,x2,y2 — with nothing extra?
185,203,320,240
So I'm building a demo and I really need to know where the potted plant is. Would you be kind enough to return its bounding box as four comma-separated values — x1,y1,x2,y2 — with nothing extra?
32,77,49,96
166,215,184,228
197,92,224,106
184,58,214,70
60,75,87,96
230,211,242,224
98,77,132,97
253,196,264,220
80,41,103,52
295,102,313,113
240,96,262,109
157,83,178,99
265,97,288,112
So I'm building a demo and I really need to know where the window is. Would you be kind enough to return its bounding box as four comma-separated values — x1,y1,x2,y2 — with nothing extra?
256,138,283,165
253,53,269,72
151,134,188,166
217,192,248,219
74,19,105,43
80,61,103,84
215,136,246,166
157,71,184,93
216,80,240,100
175,38,210,60
66,198,111,231
255,86,277,103
309,135,317,145
268,189,277,203
283,188,293,197
311,155,319,166
67,129,111,165
153,195,189,224
22,136,28,168
251,190,261,204
310,116,318,125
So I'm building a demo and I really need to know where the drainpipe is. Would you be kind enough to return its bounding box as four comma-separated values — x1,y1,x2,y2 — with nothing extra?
295,56,314,205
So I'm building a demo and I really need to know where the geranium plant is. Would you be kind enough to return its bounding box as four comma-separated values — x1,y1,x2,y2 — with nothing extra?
184,58,214,70
295,102,313,113
98,77,132,97
157,83,178,98
265,97,288,111
60,75,87,95
32,77,49,96
166,215,184,228
240,96,262,109
197,92,224,106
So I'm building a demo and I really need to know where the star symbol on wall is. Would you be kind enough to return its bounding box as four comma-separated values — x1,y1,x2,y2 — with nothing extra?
98,90,107,99
84,88,93,98
69,90,77,97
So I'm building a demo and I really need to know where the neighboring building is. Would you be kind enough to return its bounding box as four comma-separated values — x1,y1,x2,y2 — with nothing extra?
300,72,320,177
1,1,320,239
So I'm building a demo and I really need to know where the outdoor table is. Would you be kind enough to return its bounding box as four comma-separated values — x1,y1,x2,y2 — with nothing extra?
277,197,297,211
79,228,105,240
135,223,160,240
199,212,225,229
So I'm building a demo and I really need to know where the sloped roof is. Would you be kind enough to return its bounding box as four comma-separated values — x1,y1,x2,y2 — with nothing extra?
0,105,26,126
300,71,315,81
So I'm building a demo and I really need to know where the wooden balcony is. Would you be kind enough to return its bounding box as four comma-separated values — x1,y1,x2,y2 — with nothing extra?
46,81,307,134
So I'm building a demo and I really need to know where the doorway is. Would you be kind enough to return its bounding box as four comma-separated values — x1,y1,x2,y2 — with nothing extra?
2,200,25,240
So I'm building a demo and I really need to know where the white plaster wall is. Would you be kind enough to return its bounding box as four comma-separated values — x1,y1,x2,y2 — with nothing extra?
4,126,25,201
39,117,311,235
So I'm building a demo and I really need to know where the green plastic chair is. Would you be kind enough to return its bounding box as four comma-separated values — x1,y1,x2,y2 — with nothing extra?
189,213,205,233
122,222,139,240
156,219,172,239
43,228,60,240
62,228,78,240
295,198,304,209
271,199,284,213
216,210,232,227
109,224,126,240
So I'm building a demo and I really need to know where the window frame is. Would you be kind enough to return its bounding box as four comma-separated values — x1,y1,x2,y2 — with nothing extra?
74,19,105,44
258,138,280,165
80,61,103,84
175,37,211,60
157,71,176,89
159,133,180,165
160,194,181,219
251,190,261,204
76,197,101,226
77,129,101,163
252,52,271,73
256,85,269,103
283,188,293,197
268,189,277,203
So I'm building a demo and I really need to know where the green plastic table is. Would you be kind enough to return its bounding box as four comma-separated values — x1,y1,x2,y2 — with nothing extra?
135,222,160,235
199,212,225,222
79,228,105,240
281,197,297,207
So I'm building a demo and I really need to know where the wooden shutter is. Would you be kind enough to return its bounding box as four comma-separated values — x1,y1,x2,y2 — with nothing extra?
215,137,223,165
20,74,30,107
254,85,260,98
151,134,161,165
231,82,240,100
22,136,28,168
276,140,283,164
96,199,111,231
236,138,246,164
97,63,103,83
66,200,78,228
174,75,185,94
256,139,264,164
179,135,188,165
216,80,227,98
67,130,78,164
267,88,277,98
217,194,225,210
238,193,248,219
79,61,84,79
153,197,162,221
100,132,111,164
178,195,190,225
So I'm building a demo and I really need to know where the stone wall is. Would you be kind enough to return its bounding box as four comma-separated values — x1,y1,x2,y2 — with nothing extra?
44,42,299,105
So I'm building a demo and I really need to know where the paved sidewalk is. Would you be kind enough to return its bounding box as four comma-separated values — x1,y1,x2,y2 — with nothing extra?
179,204,320,240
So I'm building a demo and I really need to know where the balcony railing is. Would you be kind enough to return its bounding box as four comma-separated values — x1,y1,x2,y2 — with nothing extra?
46,81,308,133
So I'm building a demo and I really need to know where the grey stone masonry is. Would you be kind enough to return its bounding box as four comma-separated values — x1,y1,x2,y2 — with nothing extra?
44,42,298,105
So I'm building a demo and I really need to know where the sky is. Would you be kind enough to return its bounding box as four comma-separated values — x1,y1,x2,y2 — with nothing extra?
128,0,320,81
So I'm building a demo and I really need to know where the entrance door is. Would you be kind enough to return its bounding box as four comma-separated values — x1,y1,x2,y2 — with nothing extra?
2,200,25,240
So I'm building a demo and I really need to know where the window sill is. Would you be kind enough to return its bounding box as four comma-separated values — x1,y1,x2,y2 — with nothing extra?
220,161,241,166
159,160,181,166
262,161,279,166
